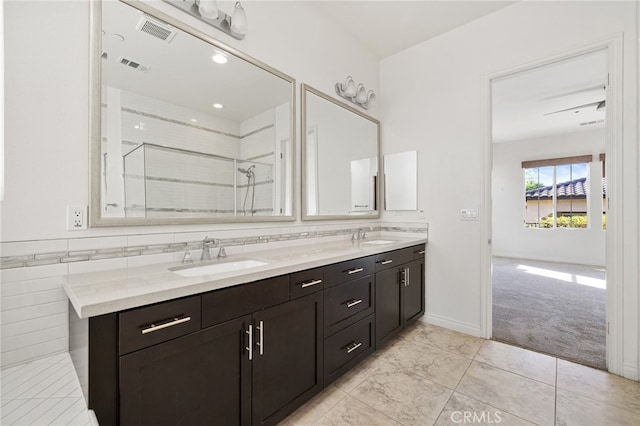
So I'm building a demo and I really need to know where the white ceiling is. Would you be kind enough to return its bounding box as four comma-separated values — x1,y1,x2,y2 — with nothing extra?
492,50,608,143
313,1,517,59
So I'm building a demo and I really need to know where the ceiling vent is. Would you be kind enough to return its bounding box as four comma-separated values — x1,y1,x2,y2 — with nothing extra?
579,119,605,127
136,15,176,43
118,57,150,73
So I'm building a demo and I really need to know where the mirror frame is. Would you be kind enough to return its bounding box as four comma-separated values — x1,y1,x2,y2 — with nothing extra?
301,84,381,221
89,0,297,227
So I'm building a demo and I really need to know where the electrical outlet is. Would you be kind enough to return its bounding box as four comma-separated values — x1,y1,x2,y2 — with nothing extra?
67,205,87,230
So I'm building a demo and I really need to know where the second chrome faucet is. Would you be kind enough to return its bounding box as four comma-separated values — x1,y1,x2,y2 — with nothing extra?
201,236,227,261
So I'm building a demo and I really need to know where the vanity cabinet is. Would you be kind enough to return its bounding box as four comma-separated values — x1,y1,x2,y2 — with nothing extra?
86,244,425,426
375,245,426,347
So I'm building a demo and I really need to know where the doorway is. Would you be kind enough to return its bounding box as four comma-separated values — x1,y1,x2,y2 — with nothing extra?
488,49,608,369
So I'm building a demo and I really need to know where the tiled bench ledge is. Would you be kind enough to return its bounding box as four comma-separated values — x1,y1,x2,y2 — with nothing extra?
1,353,98,426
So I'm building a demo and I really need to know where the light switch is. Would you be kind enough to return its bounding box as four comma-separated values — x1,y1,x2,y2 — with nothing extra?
460,208,479,221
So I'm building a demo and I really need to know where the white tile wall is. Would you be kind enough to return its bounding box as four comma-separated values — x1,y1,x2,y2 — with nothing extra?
1,261,69,368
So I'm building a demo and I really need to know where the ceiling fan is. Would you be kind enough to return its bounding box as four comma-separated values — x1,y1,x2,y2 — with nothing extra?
543,99,605,116
543,84,606,116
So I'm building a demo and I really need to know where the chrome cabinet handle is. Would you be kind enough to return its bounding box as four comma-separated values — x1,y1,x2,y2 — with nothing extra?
346,299,363,308
141,316,191,334
300,279,322,288
418,250,426,255
347,267,364,275
346,342,362,354
246,324,253,361
379,260,393,265
256,320,264,355
404,267,410,287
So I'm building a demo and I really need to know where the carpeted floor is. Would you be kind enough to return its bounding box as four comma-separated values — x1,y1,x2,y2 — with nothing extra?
492,256,606,370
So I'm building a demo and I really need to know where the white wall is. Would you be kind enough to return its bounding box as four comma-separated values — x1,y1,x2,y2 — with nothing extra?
492,129,606,266
380,0,638,378
0,0,379,367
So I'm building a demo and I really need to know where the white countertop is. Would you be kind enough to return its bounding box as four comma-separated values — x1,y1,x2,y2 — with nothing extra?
64,234,427,318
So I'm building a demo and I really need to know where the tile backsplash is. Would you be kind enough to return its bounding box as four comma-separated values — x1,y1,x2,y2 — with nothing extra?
0,222,427,368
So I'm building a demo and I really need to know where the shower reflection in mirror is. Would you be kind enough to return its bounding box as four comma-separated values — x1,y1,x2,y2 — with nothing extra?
122,142,278,218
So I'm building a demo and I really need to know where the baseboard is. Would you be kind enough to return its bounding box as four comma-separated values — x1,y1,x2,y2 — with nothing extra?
622,363,639,381
491,252,605,268
424,313,483,338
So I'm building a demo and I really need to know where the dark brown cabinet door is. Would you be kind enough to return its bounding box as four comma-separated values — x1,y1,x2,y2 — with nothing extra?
252,292,323,426
119,315,252,426
375,267,403,347
403,259,425,325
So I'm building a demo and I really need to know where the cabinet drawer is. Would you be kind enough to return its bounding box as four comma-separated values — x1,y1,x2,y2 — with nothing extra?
324,315,375,385
324,276,374,336
290,267,324,299
374,247,414,272
119,295,201,355
413,244,426,259
324,256,374,288
202,275,289,328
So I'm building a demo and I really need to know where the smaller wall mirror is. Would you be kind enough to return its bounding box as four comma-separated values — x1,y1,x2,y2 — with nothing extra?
384,150,417,210
302,84,380,220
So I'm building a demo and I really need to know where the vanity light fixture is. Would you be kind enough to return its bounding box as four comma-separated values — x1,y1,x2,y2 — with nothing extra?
212,103,223,109
164,0,248,40
335,76,376,110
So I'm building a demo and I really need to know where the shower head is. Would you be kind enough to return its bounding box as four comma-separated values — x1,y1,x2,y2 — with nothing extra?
237,165,255,176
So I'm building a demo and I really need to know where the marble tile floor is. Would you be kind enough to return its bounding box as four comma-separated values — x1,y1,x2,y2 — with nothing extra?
1,353,97,426
281,320,640,426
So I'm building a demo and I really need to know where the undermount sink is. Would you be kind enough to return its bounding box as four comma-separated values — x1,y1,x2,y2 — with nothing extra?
171,259,268,277
362,239,396,245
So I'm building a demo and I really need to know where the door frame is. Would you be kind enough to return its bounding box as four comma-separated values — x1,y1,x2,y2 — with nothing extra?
480,35,624,374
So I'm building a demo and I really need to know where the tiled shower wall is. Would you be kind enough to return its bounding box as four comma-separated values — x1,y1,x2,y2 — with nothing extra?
0,222,427,368
107,88,282,217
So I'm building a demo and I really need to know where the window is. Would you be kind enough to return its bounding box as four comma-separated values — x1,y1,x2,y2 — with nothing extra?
523,155,591,229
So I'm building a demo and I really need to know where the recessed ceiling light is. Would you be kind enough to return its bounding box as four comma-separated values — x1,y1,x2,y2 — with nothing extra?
190,118,198,122
212,53,227,64
212,103,223,109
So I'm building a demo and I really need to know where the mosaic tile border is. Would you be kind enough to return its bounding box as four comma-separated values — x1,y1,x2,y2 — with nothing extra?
0,226,427,270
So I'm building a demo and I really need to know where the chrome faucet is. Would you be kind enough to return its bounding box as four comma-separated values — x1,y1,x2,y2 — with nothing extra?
351,228,366,241
201,236,218,261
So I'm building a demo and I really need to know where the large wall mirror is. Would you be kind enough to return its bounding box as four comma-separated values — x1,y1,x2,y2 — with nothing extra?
90,0,296,226
302,85,380,220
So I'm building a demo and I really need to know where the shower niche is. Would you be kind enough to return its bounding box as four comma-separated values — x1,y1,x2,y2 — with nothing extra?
123,143,275,218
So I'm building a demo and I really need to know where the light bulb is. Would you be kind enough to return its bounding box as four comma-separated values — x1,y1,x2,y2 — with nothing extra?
230,2,248,35
366,90,376,105
355,84,367,104
344,77,356,97
199,0,218,20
